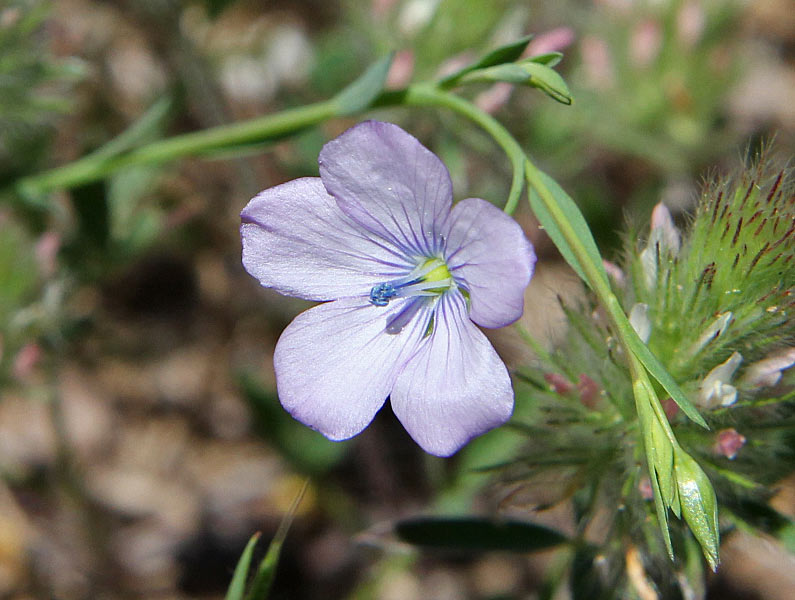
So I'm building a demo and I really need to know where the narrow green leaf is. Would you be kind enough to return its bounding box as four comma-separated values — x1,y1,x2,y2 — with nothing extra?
522,62,572,105
526,52,563,67
244,480,309,600
649,415,676,511
674,449,720,571
90,95,174,161
225,533,261,600
439,34,534,87
633,380,674,559
395,516,568,553
334,53,395,116
526,168,608,289
619,317,708,429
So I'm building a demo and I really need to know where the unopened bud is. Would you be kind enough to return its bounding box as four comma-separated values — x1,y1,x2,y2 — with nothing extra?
740,347,795,389
629,303,651,343
698,351,742,409
714,428,746,460
544,372,574,395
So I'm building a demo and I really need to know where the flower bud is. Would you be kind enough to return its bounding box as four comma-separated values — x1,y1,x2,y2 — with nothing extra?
714,428,746,460
674,450,720,571
698,351,742,409
629,303,651,343
740,347,795,389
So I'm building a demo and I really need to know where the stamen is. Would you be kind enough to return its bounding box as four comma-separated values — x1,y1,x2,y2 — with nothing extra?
396,278,453,297
369,257,454,308
369,282,398,306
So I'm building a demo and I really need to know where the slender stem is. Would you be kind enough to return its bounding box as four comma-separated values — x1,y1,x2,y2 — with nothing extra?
401,85,525,214
17,99,339,195
17,83,528,216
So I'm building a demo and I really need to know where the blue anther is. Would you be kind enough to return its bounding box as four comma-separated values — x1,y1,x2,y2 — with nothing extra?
369,282,398,306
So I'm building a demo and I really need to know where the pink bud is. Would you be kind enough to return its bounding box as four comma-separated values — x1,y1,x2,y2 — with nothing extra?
630,20,662,68
581,36,614,90
677,1,705,47
662,398,679,422
602,260,625,285
475,82,513,114
650,203,681,254
436,52,475,79
638,476,654,500
715,428,746,460
545,372,574,395
578,374,600,407
386,50,414,90
13,343,41,380
35,231,61,278
525,27,575,56
371,0,399,19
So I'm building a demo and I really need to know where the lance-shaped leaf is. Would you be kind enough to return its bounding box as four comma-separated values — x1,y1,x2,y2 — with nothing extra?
334,53,395,116
526,52,563,67
225,534,260,600
224,480,309,600
395,516,568,553
526,167,609,289
616,299,708,428
634,379,674,558
439,35,534,87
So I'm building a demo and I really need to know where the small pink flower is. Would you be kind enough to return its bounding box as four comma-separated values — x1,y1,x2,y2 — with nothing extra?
714,428,746,460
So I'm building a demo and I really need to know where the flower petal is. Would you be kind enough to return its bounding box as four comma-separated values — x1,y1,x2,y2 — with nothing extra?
390,293,514,456
274,296,428,441
444,198,535,328
318,121,453,256
241,177,413,301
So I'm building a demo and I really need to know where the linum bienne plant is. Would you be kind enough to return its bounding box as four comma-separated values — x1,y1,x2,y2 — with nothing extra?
10,18,793,598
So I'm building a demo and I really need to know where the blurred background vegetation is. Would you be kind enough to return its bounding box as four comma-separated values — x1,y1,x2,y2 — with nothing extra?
0,0,793,598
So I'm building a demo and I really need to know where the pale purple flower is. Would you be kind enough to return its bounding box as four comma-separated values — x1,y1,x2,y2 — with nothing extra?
240,121,535,456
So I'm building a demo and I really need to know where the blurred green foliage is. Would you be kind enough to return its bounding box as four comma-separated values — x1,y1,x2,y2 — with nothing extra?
0,0,82,184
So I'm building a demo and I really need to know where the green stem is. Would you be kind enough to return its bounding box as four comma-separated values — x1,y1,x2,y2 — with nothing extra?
17,99,339,195
401,85,525,214
17,83,529,214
